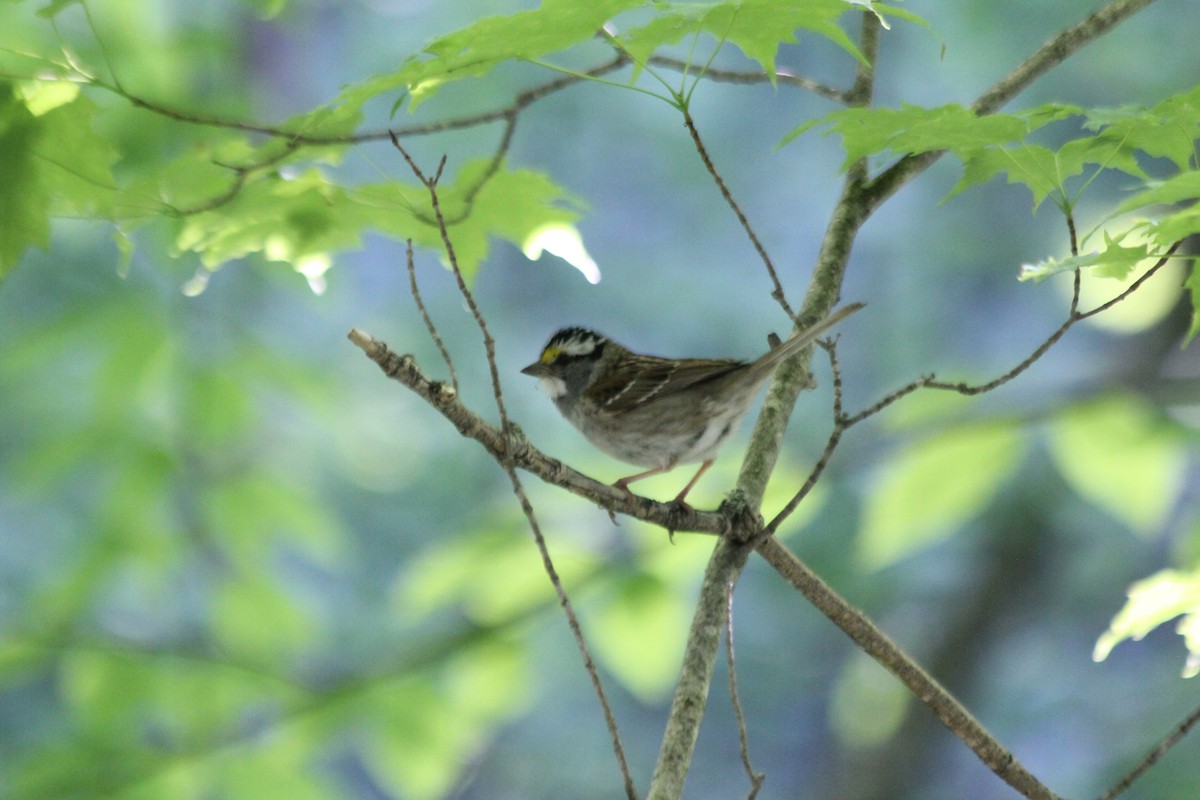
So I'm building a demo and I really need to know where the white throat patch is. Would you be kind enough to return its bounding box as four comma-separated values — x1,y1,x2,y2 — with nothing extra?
537,375,568,399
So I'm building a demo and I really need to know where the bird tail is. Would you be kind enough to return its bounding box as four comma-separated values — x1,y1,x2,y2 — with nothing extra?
747,302,864,381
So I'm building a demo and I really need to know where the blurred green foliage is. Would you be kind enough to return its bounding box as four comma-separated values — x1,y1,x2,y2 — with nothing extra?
1,1,1200,799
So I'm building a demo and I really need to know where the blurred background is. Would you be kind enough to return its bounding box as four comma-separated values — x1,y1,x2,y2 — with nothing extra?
1,1,1199,798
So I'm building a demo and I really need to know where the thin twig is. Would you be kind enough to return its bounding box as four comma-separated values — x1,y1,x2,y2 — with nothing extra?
924,317,1075,396
765,339,848,534
1076,240,1181,319
724,584,765,799
840,374,934,428
389,143,638,800
648,55,849,102
113,55,629,147
682,109,796,320
925,239,1182,395
404,239,458,393
1099,700,1200,800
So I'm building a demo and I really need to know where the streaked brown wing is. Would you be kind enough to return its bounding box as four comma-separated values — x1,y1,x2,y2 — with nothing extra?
590,354,746,413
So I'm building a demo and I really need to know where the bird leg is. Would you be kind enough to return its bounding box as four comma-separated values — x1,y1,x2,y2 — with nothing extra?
613,463,675,495
672,459,713,508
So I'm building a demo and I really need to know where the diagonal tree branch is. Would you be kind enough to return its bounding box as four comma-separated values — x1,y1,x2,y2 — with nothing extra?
346,331,737,537
1100,699,1200,800
755,536,1060,800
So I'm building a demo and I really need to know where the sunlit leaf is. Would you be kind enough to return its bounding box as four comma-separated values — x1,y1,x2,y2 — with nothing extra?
1047,394,1186,535
860,423,1026,569
1094,568,1200,678
1018,236,1152,283
830,651,910,747
213,575,315,661
335,0,644,112
522,222,602,283
619,0,869,79
590,572,690,701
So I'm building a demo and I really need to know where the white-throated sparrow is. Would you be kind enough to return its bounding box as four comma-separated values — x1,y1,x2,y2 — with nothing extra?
521,302,863,505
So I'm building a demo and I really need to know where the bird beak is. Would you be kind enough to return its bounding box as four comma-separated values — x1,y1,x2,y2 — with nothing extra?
521,361,551,377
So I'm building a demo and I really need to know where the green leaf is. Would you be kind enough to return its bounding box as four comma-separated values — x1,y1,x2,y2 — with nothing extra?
1018,233,1153,283
830,651,910,747
619,0,867,80
362,641,528,800
335,0,644,112
1114,171,1200,218
1186,259,1200,344
784,103,1029,166
590,572,690,701
1047,394,1186,535
213,575,315,662
170,158,581,281
0,80,122,274
364,160,585,280
36,0,80,18
397,527,597,624
859,422,1026,569
954,144,1065,209
1094,568,1200,677
0,83,51,274
1082,85,1200,171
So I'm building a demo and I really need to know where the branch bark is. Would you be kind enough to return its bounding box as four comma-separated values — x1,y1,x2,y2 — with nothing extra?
645,16,883,800
756,537,1060,800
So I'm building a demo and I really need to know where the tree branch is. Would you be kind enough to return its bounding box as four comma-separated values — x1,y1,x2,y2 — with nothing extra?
1100,700,1200,800
646,16,883,800
735,12,880,510
755,536,1061,800
647,537,755,800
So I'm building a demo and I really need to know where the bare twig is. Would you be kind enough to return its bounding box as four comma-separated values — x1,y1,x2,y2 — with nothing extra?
770,239,1184,528
648,55,850,102
112,55,629,147
1100,700,1200,800
404,239,458,393
764,338,849,535
388,143,637,800
725,585,765,799
682,109,796,320
924,317,1075,396
925,239,1182,395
